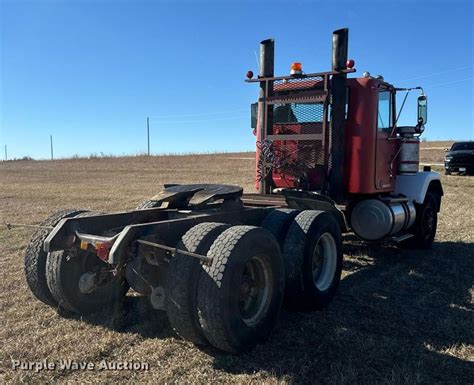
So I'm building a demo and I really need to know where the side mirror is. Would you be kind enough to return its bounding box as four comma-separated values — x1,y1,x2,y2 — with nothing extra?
250,103,258,129
417,94,427,125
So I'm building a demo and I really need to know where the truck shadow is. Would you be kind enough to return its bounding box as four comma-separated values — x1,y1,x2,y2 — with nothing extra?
72,295,174,339
74,240,473,383
210,240,474,383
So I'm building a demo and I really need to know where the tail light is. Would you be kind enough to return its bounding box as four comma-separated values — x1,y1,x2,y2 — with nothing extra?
96,242,112,262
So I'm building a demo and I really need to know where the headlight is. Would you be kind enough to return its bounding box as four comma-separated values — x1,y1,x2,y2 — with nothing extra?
445,156,453,161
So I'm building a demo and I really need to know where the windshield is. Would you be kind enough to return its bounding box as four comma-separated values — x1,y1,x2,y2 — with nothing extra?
451,142,474,151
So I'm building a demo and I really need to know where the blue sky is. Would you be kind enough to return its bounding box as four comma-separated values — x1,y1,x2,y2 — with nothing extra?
1,0,473,159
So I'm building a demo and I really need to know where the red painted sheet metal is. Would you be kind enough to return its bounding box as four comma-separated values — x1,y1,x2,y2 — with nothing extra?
344,77,395,194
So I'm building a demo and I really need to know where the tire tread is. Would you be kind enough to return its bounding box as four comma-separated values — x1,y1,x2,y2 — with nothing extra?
165,222,229,345
24,209,87,307
198,226,253,352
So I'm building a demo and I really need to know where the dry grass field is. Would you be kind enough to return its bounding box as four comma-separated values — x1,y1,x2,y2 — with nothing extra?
1,141,473,383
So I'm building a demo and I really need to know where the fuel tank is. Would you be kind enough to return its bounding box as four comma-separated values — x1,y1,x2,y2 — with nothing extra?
350,198,416,241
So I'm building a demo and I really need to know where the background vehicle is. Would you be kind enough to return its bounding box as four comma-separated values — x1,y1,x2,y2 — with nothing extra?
17,28,443,354
444,141,474,175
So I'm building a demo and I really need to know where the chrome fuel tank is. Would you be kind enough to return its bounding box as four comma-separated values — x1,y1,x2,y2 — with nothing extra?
350,198,416,241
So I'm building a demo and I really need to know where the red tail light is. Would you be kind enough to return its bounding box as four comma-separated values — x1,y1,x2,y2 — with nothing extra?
96,242,112,262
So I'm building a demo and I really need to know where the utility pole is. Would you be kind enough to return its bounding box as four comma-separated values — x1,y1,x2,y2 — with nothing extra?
50,135,54,160
4,145,7,161
147,117,150,156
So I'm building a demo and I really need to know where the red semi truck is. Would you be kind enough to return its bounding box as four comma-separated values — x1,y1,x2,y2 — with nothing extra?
18,28,442,353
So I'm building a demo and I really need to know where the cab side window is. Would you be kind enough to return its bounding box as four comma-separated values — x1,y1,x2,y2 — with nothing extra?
377,91,392,133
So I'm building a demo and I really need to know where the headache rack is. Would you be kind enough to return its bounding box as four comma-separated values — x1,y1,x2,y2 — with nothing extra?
246,69,355,195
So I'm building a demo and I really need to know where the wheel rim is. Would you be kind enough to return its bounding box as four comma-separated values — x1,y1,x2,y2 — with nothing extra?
73,250,116,296
238,255,273,327
312,233,337,291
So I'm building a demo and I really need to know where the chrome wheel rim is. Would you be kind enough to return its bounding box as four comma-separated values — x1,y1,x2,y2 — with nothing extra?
239,255,273,327
312,233,337,291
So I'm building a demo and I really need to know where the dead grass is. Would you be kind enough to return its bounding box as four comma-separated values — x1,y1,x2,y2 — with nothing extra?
1,143,473,384
419,140,454,164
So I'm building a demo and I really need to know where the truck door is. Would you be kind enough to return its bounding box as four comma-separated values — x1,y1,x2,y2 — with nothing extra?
374,88,397,190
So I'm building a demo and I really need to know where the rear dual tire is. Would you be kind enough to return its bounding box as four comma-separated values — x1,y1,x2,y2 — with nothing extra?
24,208,128,315
164,222,230,345
164,224,284,353
46,249,128,315
197,226,284,353
261,208,298,247
24,209,88,307
282,210,343,311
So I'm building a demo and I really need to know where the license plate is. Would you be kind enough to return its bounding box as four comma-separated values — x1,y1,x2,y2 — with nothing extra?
459,167,466,172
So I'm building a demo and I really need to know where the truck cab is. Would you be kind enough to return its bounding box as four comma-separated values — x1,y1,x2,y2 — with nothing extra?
247,31,442,246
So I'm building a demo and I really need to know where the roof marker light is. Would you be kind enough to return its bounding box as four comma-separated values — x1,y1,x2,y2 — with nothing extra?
246,70,254,79
346,59,355,69
290,62,302,75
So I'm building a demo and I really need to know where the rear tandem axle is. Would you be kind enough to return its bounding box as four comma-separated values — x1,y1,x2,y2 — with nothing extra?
21,183,349,353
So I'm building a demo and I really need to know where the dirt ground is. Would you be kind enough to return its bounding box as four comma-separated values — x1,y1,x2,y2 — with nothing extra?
1,141,473,384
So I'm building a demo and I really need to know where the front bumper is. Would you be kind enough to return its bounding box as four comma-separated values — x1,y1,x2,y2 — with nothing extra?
444,160,474,173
